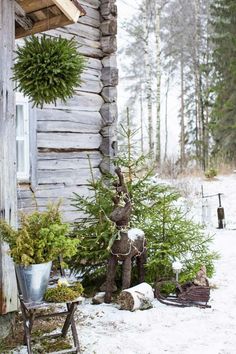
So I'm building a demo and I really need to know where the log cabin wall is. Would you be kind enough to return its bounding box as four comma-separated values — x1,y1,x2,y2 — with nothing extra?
17,0,118,223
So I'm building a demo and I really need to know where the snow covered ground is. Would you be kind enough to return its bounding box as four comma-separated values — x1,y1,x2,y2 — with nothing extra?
13,174,236,354
77,174,236,354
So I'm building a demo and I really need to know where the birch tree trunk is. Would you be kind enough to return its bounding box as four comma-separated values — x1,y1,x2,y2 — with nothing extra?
180,52,185,172
164,76,170,162
140,81,144,155
194,0,202,168
155,3,161,165
144,0,154,157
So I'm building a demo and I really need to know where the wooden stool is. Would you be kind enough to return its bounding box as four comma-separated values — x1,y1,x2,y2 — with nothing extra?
19,296,81,354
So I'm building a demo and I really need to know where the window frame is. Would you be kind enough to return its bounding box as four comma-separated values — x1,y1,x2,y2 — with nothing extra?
16,92,30,182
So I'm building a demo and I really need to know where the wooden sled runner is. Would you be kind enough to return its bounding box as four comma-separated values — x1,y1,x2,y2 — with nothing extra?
155,280,211,309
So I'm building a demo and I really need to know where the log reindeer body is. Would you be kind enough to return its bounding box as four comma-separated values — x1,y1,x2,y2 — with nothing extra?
104,168,146,303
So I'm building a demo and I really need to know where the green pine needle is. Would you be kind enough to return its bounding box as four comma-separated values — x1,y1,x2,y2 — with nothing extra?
12,35,86,108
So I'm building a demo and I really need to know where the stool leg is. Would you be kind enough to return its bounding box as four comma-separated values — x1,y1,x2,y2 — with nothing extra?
62,303,81,353
62,303,77,337
21,305,33,354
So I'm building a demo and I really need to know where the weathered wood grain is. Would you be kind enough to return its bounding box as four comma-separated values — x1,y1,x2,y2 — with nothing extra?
78,5,100,28
38,150,102,161
38,156,101,170
101,19,117,35
38,167,101,185
37,110,102,132
38,132,102,149
0,0,18,315
101,35,117,54
79,0,100,10
60,22,100,41
18,185,95,200
43,92,104,111
101,86,117,103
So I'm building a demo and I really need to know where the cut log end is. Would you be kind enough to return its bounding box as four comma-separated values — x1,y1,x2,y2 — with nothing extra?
118,291,134,311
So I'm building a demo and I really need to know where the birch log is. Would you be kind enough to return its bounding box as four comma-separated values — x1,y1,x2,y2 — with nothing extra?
118,283,154,311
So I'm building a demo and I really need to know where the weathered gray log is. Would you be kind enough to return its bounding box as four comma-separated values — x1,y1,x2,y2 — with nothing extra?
0,0,18,316
37,111,102,133
37,132,102,150
102,54,117,68
101,67,119,86
101,86,117,103
37,167,101,185
18,185,95,200
79,0,100,9
99,137,113,156
86,57,102,71
100,103,118,126
37,109,102,124
100,125,116,139
101,19,117,35
43,92,104,112
38,156,100,170
44,29,103,58
100,1,117,20
101,36,117,54
15,2,33,30
38,150,102,161
60,22,100,41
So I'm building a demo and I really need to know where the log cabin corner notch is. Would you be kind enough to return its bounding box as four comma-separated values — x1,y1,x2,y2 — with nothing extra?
15,0,86,39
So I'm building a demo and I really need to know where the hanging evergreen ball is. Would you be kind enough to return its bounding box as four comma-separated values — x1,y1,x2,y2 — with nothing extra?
12,35,86,108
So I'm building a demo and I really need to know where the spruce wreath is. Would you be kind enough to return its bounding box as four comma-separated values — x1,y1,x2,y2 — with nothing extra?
13,35,86,108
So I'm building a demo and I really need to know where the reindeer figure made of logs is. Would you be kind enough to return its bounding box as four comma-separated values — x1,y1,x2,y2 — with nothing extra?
104,167,146,303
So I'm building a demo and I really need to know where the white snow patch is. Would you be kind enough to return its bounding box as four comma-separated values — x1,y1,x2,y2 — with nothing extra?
128,228,145,241
12,174,236,354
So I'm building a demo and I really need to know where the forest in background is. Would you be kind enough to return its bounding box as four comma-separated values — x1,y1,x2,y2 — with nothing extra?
118,0,236,174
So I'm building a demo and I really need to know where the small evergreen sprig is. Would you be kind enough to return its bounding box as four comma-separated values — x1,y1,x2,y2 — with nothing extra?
12,35,86,108
0,203,79,266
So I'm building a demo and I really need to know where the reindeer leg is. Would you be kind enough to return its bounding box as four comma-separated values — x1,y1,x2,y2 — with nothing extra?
136,249,146,284
104,255,118,303
122,257,132,290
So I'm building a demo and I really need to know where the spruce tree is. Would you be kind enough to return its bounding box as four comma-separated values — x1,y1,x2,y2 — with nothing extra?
70,117,218,289
210,0,236,160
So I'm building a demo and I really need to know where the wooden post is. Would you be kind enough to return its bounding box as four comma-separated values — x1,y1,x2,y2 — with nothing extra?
0,0,18,317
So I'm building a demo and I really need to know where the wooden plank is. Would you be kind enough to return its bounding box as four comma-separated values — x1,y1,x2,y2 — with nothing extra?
37,167,101,185
0,0,18,315
78,5,100,28
15,2,33,30
52,0,82,22
43,92,104,112
60,22,100,41
43,29,103,58
38,150,102,160
86,58,102,71
18,185,95,199
49,28,102,50
16,0,54,13
15,14,72,39
37,120,102,133
37,132,102,149
37,110,102,132
38,156,100,170
79,0,100,9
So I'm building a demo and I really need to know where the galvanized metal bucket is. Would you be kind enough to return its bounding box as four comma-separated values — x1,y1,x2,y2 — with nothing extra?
15,261,52,303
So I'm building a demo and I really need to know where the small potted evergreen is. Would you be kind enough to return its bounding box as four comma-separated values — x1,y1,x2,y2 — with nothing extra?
0,203,78,303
